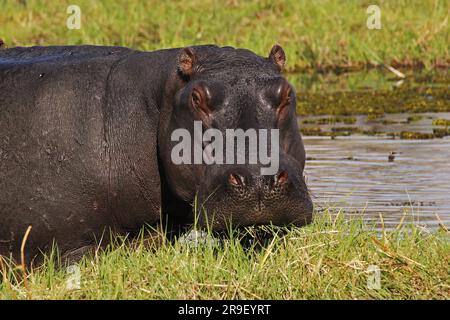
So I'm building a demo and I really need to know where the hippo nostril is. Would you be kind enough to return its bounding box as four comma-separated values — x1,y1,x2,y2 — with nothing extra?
273,170,289,187
228,173,246,187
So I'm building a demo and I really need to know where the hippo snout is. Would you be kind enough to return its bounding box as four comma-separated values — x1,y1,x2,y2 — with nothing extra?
197,163,313,230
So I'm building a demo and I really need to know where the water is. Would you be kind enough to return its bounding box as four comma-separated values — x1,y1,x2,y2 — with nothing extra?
292,70,450,229
304,133,450,228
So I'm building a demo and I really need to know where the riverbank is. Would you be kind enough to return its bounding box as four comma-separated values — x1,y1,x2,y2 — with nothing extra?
1,0,448,72
0,212,448,299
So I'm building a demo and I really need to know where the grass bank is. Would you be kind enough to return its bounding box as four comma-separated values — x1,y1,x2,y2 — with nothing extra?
0,0,449,72
0,212,448,299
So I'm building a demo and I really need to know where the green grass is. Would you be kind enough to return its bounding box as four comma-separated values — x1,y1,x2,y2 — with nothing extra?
0,0,449,71
1,211,448,299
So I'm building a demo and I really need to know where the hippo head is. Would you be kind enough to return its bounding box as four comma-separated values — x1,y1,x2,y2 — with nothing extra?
159,45,313,231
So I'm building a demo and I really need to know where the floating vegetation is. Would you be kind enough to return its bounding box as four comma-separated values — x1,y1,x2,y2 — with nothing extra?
300,127,340,138
367,113,384,120
301,126,387,137
302,116,356,125
360,130,383,135
380,119,405,125
301,127,322,136
407,115,424,123
297,71,450,139
302,128,449,139
302,119,320,124
433,128,450,138
341,117,357,125
317,118,338,124
331,127,361,133
399,131,435,139
296,73,450,117
432,119,450,126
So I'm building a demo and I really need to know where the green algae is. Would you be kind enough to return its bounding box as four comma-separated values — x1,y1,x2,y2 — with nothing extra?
433,128,450,138
331,127,361,134
294,71,450,117
399,132,435,139
296,70,450,139
407,115,424,123
432,119,450,126
297,85,450,116
302,116,357,125
300,127,323,136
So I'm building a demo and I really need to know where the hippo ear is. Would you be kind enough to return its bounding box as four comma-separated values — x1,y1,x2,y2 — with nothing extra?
178,47,197,79
269,44,286,71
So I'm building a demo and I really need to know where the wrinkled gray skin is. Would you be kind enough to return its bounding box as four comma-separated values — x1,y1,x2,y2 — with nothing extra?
0,44,312,265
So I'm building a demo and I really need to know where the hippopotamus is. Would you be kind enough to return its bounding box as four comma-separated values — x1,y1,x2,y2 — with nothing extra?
0,44,313,265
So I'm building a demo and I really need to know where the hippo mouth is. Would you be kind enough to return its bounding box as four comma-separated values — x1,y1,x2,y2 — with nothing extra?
198,212,313,232
195,195,314,232
179,223,299,251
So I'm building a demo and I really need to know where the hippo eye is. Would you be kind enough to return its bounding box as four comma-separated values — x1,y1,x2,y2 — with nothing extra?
280,86,292,106
191,87,212,126
191,88,212,113
191,90,202,109
276,86,292,122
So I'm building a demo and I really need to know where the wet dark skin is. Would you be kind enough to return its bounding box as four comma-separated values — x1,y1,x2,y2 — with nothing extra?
0,44,312,265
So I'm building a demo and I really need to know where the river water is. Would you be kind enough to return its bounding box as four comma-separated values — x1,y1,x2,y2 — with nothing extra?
293,70,450,229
